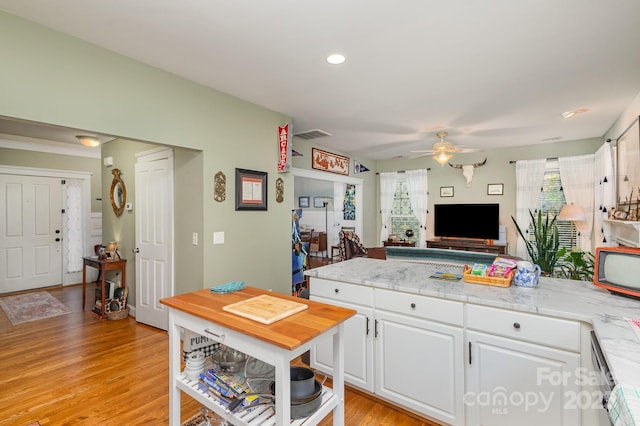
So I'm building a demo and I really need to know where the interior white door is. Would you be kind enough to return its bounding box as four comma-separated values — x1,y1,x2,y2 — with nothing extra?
0,174,62,293
135,149,174,330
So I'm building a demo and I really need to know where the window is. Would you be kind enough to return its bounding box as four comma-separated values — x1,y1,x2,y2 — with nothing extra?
529,161,576,249
390,180,420,244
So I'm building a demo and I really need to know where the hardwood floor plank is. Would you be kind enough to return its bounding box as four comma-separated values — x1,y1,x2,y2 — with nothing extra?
0,284,438,426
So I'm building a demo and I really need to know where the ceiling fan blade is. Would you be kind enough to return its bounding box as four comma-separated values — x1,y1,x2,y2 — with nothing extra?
408,152,432,159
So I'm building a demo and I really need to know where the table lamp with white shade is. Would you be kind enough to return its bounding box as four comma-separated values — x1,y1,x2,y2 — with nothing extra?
557,203,586,249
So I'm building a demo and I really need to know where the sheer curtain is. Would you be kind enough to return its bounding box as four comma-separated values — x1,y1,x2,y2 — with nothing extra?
379,172,397,243
63,179,84,273
559,154,595,252
594,142,615,246
405,169,428,248
515,159,547,259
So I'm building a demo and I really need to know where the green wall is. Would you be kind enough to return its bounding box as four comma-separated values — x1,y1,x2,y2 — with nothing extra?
0,11,292,296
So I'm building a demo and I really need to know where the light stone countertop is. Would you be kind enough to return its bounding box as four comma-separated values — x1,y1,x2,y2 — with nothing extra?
304,257,640,387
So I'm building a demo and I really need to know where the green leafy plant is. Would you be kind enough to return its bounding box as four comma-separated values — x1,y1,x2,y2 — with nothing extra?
555,248,595,281
511,210,560,275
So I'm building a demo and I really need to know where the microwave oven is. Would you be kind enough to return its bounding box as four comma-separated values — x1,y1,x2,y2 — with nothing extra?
593,246,640,299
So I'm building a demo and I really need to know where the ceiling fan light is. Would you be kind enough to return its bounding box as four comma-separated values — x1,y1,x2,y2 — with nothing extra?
76,135,100,147
433,151,452,166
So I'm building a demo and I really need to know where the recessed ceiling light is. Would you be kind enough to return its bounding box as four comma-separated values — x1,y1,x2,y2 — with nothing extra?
326,54,346,65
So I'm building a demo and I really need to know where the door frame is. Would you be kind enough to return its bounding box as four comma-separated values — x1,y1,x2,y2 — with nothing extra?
292,167,364,245
0,165,92,285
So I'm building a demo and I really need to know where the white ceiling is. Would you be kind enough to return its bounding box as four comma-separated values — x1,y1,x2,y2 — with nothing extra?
1,1,640,160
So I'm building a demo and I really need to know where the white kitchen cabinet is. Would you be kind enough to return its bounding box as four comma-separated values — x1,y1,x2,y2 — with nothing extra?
311,296,374,392
310,278,375,392
375,309,464,426
310,278,464,426
465,303,582,426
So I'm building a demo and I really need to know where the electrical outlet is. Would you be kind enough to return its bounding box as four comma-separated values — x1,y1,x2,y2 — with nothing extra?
192,232,198,246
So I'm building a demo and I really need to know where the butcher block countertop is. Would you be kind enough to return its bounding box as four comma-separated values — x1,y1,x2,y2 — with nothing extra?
160,286,356,351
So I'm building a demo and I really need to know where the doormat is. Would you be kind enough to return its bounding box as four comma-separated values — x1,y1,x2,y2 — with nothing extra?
0,291,72,325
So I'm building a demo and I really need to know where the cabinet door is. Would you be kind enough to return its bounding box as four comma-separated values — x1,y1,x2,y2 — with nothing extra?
375,310,464,426
310,296,374,392
466,331,581,426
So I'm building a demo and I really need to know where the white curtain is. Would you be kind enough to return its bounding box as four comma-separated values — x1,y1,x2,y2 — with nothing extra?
63,179,84,273
559,154,595,252
405,169,429,248
332,182,346,245
379,172,398,243
515,159,547,259
594,142,615,247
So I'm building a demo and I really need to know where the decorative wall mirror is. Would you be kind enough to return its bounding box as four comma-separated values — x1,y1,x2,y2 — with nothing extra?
110,168,126,217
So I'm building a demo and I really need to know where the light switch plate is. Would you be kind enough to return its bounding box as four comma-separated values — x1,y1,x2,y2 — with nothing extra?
213,231,224,245
192,232,198,246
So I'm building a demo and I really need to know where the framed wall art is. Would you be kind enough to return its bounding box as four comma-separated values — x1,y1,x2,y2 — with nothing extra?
487,183,504,195
299,196,310,208
235,168,267,211
440,186,454,197
312,148,349,175
313,196,331,208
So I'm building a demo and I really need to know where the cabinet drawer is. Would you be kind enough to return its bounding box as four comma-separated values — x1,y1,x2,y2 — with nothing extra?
309,278,373,306
465,304,580,352
375,288,463,326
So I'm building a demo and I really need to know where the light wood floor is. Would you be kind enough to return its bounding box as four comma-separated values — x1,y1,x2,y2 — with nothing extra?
0,284,438,426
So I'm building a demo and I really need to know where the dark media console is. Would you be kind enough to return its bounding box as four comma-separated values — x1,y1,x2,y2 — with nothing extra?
426,238,507,255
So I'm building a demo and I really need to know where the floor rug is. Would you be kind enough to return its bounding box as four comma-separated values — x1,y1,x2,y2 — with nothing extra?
0,291,72,325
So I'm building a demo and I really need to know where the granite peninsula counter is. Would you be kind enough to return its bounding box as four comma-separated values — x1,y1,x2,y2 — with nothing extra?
305,257,640,424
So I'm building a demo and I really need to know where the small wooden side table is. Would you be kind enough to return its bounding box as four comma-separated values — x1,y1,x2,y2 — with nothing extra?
82,256,127,319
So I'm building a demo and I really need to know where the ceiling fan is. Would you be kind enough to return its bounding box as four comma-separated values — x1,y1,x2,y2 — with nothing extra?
410,131,470,165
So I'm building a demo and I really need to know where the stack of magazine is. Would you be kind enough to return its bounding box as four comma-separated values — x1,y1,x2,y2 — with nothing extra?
198,369,260,409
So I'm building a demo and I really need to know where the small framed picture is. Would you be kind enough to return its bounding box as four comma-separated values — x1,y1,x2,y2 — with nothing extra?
487,183,504,195
299,196,310,208
235,168,267,211
313,197,330,208
440,186,454,197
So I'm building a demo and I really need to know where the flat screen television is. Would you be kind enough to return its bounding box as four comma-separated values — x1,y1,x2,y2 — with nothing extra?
434,203,499,240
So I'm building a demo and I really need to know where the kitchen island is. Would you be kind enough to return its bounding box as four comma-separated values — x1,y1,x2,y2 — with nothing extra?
160,286,356,426
305,257,640,426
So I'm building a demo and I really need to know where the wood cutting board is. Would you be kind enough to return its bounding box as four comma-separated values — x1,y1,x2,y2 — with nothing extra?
222,294,308,324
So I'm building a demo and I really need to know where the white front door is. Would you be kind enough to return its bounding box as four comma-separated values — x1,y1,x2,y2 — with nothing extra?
0,174,62,293
135,148,174,330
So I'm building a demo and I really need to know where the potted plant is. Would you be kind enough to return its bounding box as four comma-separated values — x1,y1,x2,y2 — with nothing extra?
555,248,595,281
511,209,560,275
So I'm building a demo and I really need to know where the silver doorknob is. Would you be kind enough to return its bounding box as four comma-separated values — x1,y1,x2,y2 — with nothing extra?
132,248,140,253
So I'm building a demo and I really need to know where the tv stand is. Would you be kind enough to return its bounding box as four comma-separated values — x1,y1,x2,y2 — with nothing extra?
427,238,507,255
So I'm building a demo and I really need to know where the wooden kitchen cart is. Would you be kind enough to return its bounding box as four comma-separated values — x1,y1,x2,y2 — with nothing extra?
160,287,356,426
